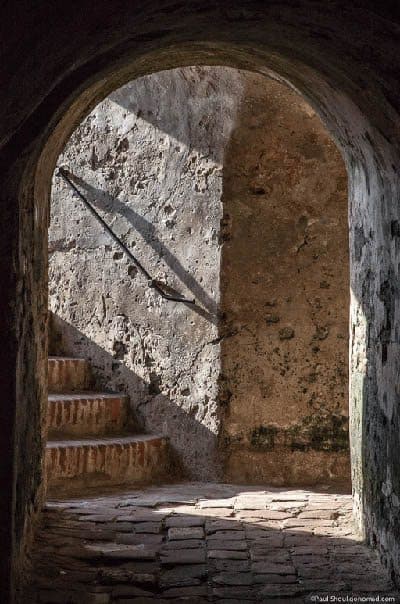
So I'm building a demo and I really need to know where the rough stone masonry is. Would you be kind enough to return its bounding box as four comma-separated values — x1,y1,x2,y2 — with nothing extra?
4,6,400,598
49,66,349,485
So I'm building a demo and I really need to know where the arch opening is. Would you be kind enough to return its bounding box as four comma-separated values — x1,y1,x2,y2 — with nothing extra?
33,46,383,569
2,7,400,599
34,47,372,566
46,66,350,494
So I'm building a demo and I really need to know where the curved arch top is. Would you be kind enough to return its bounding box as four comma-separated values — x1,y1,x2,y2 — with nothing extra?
1,2,400,601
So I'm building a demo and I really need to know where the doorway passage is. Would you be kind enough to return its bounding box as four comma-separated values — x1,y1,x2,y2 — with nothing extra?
23,66,387,602
48,66,350,488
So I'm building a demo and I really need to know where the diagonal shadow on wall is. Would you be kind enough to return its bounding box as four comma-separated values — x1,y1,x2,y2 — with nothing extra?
50,67,351,489
49,313,223,480
65,174,218,324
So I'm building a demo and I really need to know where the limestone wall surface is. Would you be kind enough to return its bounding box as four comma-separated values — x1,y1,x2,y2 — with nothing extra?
220,74,350,486
49,66,349,484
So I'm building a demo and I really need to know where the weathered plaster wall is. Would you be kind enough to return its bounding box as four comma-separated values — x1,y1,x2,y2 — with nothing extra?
49,67,239,478
220,75,350,486
49,66,349,485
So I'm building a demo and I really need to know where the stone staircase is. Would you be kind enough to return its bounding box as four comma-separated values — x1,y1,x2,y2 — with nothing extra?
46,356,170,495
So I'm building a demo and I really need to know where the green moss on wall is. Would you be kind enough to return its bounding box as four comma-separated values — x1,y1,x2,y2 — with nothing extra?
249,414,349,452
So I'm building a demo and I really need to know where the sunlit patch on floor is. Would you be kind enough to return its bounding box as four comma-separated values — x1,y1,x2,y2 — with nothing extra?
24,483,397,602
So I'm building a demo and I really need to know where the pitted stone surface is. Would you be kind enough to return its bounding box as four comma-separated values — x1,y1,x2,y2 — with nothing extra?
49,66,349,486
25,483,397,603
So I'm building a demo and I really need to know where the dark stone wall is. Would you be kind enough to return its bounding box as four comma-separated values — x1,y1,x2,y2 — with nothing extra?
1,1,400,600
0,159,48,603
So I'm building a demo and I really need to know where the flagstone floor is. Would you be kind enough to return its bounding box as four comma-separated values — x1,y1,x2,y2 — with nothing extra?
24,483,398,603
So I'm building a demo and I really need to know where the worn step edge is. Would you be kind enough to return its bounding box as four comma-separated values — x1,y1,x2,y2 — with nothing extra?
46,434,166,447
47,393,129,437
48,356,88,361
48,356,92,393
45,434,170,492
48,392,127,401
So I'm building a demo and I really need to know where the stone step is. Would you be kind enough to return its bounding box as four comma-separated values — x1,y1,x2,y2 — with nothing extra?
48,356,91,393
45,434,170,493
47,392,128,437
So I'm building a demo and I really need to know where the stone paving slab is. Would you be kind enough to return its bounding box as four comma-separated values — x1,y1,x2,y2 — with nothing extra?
25,482,399,603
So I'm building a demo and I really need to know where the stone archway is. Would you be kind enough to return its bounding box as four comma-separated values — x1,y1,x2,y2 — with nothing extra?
47,66,350,489
1,3,400,600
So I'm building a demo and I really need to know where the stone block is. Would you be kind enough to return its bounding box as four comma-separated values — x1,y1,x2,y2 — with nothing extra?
160,549,206,565
167,527,204,540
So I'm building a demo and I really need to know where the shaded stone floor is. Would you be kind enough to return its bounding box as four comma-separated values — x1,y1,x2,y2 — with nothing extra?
24,483,398,603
